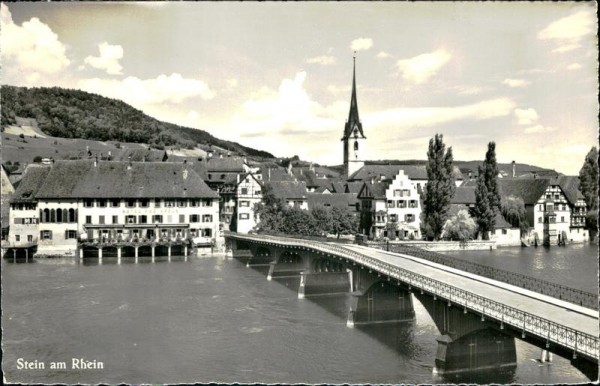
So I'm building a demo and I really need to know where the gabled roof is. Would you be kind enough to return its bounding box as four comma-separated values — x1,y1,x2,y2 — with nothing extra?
236,173,264,188
206,156,245,172
34,160,218,199
452,186,476,205
345,181,363,194
348,164,463,182
554,176,584,205
10,165,52,203
357,181,391,200
307,193,359,211
498,178,551,205
267,181,308,200
261,167,295,182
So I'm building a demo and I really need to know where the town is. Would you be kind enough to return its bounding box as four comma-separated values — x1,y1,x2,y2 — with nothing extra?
1,58,595,261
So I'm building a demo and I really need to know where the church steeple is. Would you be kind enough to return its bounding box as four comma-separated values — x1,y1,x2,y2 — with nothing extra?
343,54,365,140
342,54,367,179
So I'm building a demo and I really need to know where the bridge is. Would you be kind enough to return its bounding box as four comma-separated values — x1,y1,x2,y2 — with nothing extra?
224,231,599,380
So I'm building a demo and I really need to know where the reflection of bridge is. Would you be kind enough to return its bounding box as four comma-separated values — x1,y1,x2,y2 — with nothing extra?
224,231,599,380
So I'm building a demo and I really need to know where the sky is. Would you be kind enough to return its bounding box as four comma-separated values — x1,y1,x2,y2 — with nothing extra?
1,2,598,175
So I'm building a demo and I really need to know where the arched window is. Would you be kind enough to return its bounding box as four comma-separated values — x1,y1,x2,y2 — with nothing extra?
354,140,359,151
56,208,63,223
43,209,50,223
68,208,76,223
50,209,56,223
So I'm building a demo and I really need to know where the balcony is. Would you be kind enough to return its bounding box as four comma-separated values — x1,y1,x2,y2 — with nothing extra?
2,240,37,249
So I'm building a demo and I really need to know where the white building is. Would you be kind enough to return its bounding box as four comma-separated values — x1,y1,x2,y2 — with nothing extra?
235,173,264,233
8,160,220,258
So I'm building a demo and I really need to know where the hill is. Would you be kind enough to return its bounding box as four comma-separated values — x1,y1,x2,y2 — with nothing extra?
0,85,273,159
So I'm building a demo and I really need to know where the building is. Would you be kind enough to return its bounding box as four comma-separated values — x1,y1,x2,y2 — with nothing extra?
7,160,220,258
269,181,309,209
498,177,588,245
342,56,367,179
1,164,16,242
234,173,264,233
357,169,422,240
348,163,464,189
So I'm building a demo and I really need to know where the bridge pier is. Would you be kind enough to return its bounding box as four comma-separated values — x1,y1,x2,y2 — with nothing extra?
298,270,352,299
347,281,415,327
267,249,306,280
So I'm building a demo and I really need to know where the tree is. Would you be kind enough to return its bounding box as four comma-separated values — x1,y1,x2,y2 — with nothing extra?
421,134,456,240
330,206,358,239
483,142,501,216
443,210,477,242
501,195,529,234
253,183,286,233
310,206,333,236
472,166,495,240
385,220,398,240
33,155,43,163
579,146,598,212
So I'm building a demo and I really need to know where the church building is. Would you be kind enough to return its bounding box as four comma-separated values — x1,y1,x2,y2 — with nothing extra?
342,56,367,179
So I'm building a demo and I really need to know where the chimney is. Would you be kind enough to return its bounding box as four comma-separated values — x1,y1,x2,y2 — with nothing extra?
236,174,240,184
512,161,516,178
370,177,375,184
127,155,132,170
532,171,537,179
94,156,98,167
268,168,271,181
468,171,472,181
219,153,223,159
183,159,187,168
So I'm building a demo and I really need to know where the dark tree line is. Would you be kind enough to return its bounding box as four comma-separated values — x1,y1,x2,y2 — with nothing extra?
1,85,273,158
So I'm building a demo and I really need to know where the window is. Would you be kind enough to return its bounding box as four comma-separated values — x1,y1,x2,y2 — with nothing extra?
126,199,136,208
405,214,415,222
202,228,212,237
239,213,249,220
239,200,250,207
190,229,198,237
97,199,106,207
152,215,163,223
41,230,52,240
179,214,185,223
112,215,118,224
66,230,77,239
502,229,508,235
86,216,92,224
398,200,406,208
165,200,175,208
539,204,543,211
354,141,359,151
561,216,564,223
202,199,212,207
202,215,213,222
28,235,33,242
139,215,148,224
99,215,105,225
241,188,248,195
68,208,76,222
409,200,418,208
111,199,120,207
255,190,261,195
84,199,94,207
208,174,212,180
126,215,136,224
140,199,149,208
389,214,397,222
190,214,199,223
177,200,187,208
393,189,401,197
554,194,560,200
154,199,161,208
387,200,395,208
15,235,20,242
190,200,199,207
538,217,543,223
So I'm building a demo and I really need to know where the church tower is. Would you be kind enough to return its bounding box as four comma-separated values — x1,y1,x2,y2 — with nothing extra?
342,55,366,179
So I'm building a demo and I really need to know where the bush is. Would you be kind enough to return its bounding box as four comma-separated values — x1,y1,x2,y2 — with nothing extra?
19,133,24,139
33,156,43,163
443,210,476,242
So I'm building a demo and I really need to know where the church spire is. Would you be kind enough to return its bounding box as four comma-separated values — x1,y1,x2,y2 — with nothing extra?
344,53,365,139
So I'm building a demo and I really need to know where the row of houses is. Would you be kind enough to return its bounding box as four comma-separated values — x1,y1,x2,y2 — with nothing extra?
1,155,590,258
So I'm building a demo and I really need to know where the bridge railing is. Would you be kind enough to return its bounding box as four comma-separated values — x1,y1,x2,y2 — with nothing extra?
225,232,599,360
365,242,597,310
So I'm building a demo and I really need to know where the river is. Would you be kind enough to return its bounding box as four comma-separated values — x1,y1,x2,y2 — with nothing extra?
2,243,597,384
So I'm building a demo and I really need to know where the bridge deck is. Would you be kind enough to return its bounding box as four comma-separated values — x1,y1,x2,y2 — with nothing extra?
343,244,598,337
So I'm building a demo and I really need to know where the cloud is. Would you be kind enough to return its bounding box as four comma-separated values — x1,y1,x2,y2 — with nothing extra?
84,42,124,75
396,49,451,84
226,78,238,89
327,84,351,95
376,51,392,59
364,98,516,129
524,125,555,134
0,3,70,82
560,144,589,155
514,108,539,125
567,63,582,70
306,55,336,65
232,72,345,138
78,73,215,106
502,78,531,88
538,10,595,53
351,38,373,52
